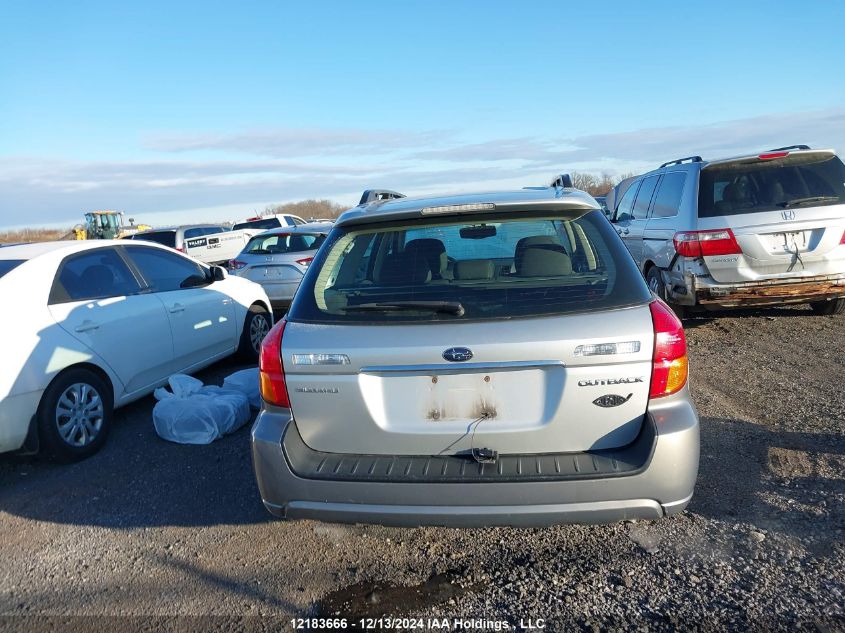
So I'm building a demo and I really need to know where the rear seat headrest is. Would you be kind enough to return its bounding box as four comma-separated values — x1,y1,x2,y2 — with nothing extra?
455,259,495,280
378,251,432,285
517,245,572,277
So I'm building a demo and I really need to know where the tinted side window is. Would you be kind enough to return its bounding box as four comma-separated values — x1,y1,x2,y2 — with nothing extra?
133,231,176,248
125,246,207,292
652,172,687,218
615,181,640,221
632,175,660,219
0,260,24,278
51,249,141,304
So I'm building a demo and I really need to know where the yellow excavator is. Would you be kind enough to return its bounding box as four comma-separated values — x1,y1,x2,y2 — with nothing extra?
71,211,152,240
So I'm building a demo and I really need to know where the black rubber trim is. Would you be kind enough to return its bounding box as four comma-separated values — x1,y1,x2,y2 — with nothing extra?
283,417,656,483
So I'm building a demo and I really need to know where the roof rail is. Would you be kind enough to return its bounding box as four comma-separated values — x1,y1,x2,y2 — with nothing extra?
358,189,406,205
659,156,703,169
768,144,811,152
549,173,573,189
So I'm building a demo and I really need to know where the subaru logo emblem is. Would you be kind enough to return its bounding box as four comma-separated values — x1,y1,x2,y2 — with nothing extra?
781,209,796,221
443,347,473,362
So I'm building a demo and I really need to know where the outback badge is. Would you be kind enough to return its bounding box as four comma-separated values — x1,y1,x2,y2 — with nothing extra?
442,347,473,362
593,393,633,408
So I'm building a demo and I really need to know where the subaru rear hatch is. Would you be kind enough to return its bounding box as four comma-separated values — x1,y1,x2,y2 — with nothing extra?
280,195,656,456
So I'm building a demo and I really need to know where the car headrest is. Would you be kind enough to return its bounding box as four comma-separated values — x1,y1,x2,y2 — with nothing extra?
80,265,115,295
405,238,447,278
378,251,432,285
516,245,572,277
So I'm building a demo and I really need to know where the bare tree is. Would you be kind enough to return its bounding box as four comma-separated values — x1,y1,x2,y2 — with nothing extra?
570,171,639,196
262,199,349,220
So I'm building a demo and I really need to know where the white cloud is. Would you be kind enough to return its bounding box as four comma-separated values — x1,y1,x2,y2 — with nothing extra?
1,107,843,228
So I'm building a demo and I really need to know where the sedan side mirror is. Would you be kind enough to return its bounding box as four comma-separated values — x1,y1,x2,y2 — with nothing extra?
211,266,227,282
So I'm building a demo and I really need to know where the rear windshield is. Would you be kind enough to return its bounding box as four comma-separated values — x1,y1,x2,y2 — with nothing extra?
699,155,845,217
132,230,176,247
233,218,281,231
0,260,24,278
244,232,327,254
288,211,651,323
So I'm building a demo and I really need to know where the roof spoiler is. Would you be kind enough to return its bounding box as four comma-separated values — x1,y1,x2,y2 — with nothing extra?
768,144,811,151
659,156,702,168
358,189,406,205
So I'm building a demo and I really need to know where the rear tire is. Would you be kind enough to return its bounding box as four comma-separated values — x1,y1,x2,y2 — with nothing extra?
239,304,272,361
646,266,686,319
809,298,845,316
37,368,113,462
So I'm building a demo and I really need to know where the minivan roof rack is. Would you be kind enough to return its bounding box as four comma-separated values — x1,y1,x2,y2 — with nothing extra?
358,189,406,205
659,156,702,168
549,173,573,189
768,144,811,152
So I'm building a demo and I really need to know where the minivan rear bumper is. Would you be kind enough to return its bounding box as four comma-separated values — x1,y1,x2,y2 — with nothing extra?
667,270,845,308
250,391,699,527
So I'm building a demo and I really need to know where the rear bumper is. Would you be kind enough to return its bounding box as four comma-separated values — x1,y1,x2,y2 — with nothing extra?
250,391,699,527
666,269,845,308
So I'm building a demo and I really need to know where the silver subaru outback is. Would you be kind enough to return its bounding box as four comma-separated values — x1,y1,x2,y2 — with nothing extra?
251,186,699,527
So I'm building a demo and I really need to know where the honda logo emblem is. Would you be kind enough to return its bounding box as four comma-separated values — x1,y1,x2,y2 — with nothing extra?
781,209,796,221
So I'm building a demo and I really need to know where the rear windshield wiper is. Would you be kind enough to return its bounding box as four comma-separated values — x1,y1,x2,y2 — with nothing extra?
779,196,840,208
342,300,465,316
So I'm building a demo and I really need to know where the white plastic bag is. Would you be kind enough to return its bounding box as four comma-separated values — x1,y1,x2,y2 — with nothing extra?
153,374,251,444
222,368,262,409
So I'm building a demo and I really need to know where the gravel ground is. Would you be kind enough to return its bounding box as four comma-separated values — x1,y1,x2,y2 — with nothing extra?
0,306,843,631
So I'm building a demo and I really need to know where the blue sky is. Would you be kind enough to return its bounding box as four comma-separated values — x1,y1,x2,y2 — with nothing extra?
1,0,844,229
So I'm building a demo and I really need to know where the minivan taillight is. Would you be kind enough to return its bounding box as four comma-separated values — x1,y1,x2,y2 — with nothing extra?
673,229,742,258
259,320,290,407
649,300,688,399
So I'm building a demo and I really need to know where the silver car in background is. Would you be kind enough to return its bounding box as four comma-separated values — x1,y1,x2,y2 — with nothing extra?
251,186,699,527
610,145,845,316
228,223,331,311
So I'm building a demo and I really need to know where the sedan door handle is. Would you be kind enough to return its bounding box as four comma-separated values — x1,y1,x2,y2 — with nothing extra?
169,303,185,314
74,320,100,333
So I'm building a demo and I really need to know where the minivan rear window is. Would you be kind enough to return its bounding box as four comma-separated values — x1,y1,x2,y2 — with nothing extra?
132,230,177,248
288,211,651,323
233,218,281,231
244,232,327,254
698,155,845,217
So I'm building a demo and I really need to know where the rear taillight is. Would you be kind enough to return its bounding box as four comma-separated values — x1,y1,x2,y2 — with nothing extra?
649,300,688,399
295,257,314,267
673,229,742,258
176,246,185,253
259,320,290,407
840,229,845,245
229,259,247,270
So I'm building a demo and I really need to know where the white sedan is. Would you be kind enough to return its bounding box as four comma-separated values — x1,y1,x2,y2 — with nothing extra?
0,240,273,461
